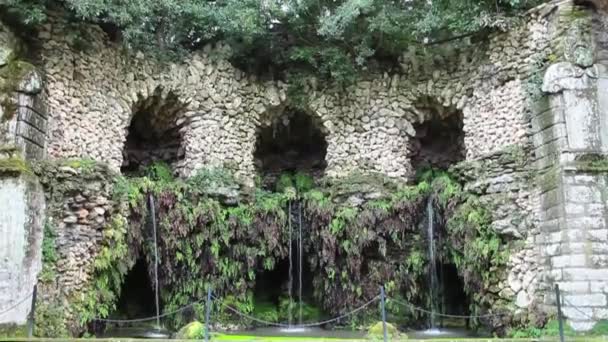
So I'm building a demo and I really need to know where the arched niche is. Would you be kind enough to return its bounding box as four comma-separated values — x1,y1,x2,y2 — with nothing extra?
408,97,465,172
254,107,328,188
121,87,188,174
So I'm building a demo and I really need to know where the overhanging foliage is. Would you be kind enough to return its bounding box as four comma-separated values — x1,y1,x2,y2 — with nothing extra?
2,0,544,84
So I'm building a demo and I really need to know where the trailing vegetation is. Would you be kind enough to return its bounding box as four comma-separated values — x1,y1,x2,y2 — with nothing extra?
32,158,522,336
2,0,544,85
47,161,515,333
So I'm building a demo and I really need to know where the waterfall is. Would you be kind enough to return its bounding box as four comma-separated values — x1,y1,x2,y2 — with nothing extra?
148,194,161,329
298,203,303,325
287,200,293,327
286,200,304,328
427,197,439,329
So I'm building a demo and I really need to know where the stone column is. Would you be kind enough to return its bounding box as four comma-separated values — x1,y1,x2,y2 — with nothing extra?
0,176,45,325
0,21,47,328
537,59,608,330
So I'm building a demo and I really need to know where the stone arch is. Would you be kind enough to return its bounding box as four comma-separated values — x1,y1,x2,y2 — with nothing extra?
120,85,190,174
253,104,329,188
408,96,465,172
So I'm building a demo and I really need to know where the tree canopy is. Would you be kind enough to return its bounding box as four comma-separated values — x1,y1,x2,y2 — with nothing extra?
1,0,544,83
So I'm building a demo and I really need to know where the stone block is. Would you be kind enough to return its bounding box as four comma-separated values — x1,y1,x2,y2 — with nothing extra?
541,188,562,210
593,308,608,319
588,229,608,242
586,203,606,216
565,202,585,215
563,268,608,281
590,281,607,293
563,307,593,320
565,185,602,204
545,243,561,256
563,294,607,307
552,254,587,268
569,321,595,331
566,217,606,231
557,281,589,293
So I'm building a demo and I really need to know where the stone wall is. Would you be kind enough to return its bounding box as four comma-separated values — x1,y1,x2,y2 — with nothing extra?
36,5,548,185
2,0,608,334
33,162,121,335
23,0,556,326
452,145,543,326
0,175,45,325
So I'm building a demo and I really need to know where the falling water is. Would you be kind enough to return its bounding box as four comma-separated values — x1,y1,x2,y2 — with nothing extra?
287,201,293,327
426,198,439,330
148,194,161,330
298,203,303,325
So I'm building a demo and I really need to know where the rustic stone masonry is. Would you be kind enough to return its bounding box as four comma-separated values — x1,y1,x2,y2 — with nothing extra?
1,0,608,333
37,4,547,184
33,162,121,335
452,146,543,325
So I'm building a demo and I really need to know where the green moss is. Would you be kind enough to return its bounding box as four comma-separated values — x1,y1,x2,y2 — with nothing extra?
572,154,608,172
252,300,280,322
0,156,32,176
0,60,36,120
39,221,58,283
0,60,36,91
367,322,403,339
176,321,206,339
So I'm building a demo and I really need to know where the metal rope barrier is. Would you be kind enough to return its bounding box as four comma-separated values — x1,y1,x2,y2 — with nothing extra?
388,297,508,319
0,292,33,316
212,294,381,328
296,295,381,327
93,297,207,323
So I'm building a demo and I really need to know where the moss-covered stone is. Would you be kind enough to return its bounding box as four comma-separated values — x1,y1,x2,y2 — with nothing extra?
572,154,608,173
0,156,32,177
367,321,404,339
0,59,37,122
175,321,206,339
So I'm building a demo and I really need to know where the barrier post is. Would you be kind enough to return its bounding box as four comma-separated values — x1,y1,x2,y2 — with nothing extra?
555,284,564,342
205,287,212,342
380,286,388,342
27,284,37,338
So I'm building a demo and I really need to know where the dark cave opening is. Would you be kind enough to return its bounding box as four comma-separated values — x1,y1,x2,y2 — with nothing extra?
436,261,471,328
409,101,465,171
113,258,157,320
121,90,186,174
253,254,320,322
254,109,328,188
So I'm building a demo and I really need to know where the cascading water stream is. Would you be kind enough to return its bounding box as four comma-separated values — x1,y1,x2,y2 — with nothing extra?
283,199,305,332
288,201,293,327
427,197,439,330
148,194,161,330
298,203,303,326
